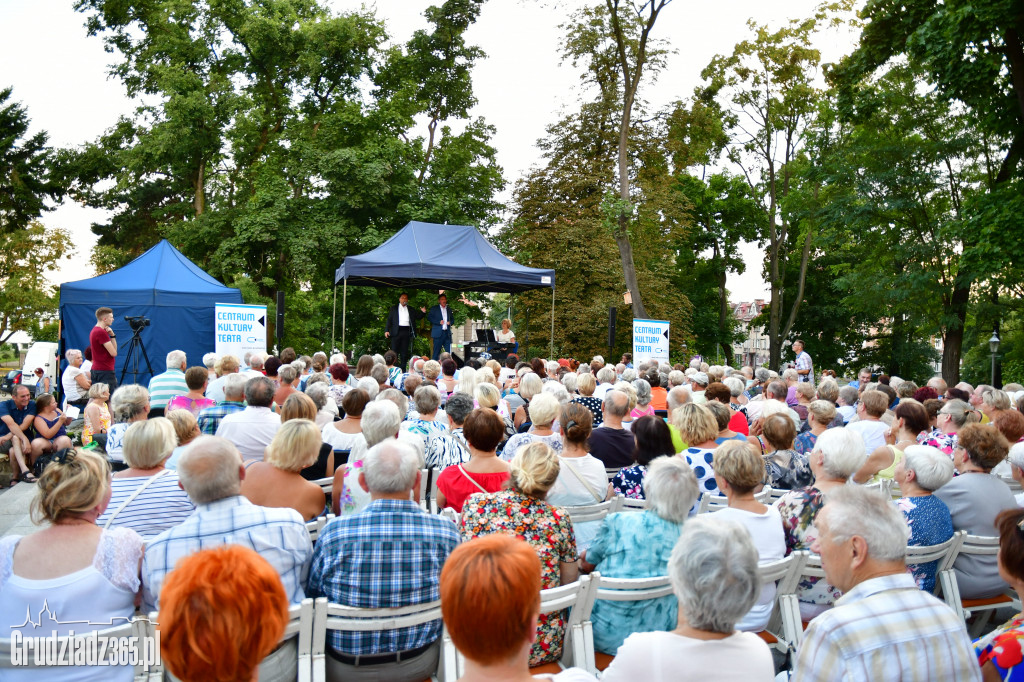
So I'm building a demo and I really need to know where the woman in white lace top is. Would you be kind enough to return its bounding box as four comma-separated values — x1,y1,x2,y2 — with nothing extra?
0,448,144,682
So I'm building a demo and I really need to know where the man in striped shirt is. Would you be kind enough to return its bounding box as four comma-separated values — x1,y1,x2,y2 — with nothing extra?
148,349,188,416
792,486,980,682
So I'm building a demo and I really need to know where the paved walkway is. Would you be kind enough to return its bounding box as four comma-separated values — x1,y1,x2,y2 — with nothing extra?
0,480,42,537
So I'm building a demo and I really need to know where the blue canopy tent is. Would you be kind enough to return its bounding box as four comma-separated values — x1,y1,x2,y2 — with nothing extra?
333,221,556,354
59,240,244,386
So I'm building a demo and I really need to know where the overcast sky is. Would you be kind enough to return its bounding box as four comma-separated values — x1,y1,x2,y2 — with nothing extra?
1,0,858,301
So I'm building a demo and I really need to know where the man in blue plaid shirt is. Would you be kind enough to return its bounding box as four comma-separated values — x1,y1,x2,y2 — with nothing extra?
307,439,459,682
196,374,247,435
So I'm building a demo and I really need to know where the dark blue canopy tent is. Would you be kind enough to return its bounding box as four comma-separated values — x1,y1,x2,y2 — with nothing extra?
59,240,243,386
333,221,556,353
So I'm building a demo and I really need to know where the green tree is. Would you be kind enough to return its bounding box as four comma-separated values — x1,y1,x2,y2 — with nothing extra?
0,222,73,343
590,0,674,320
504,6,690,360
699,5,852,369
818,63,1000,383
63,0,503,353
0,88,63,234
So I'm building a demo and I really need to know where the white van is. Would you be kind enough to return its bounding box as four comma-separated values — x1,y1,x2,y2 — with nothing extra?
21,341,59,395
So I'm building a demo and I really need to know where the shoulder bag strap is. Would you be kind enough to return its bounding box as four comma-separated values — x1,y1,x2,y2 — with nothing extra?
562,457,604,503
103,469,173,530
458,465,490,494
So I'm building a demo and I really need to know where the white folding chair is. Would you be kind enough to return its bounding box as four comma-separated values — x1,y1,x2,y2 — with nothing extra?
586,573,673,672
605,468,621,482
613,494,647,512
939,533,1022,636
776,550,827,648
562,500,618,524
0,617,154,679
149,598,314,682
697,487,772,514
905,530,965,595
754,552,807,660
311,598,452,682
449,575,597,678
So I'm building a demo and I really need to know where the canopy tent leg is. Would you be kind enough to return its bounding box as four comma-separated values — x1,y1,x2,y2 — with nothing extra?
341,279,348,356
550,284,555,359
331,285,337,353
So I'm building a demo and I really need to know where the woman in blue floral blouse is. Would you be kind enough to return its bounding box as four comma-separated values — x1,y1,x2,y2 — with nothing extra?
609,416,675,499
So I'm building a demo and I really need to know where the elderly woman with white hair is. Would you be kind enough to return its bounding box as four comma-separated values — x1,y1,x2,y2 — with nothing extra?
105,384,152,464
775,427,868,620
580,456,700,655
501,392,564,461
61,348,92,409
893,444,955,592
600,515,774,682
630,379,655,419
513,371,544,431
95,418,196,539
402,385,448,445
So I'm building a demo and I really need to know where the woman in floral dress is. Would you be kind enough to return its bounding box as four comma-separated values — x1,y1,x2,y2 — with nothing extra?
775,427,867,621
974,508,1024,680
460,442,578,666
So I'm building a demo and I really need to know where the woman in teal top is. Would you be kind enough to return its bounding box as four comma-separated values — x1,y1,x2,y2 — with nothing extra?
580,455,699,654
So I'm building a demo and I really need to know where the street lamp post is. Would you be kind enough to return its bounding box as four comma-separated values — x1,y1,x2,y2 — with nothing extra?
989,330,1001,387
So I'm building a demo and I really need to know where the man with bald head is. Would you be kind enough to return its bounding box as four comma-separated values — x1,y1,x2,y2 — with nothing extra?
588,389,637,468
143,436,312,612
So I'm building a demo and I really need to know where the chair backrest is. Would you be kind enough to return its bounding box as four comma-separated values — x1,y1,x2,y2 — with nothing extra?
905,530,965,571
333,448,351,466
698,487,773,514
592,574,673,604
605,468,621,482
0,617,153,675
538,574,597,670
313,476,333,496
311,597,446,681
147,598,315,682
959,533,1001,557
563,499,617,524
613,494,647,512
759,552,806,595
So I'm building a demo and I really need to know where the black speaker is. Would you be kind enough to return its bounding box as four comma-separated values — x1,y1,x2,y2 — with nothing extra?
276,291,285,342
608,306,616,348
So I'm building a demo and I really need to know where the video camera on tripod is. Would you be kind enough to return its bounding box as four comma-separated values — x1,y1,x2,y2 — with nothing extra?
124,315,151,331
120,315,154,384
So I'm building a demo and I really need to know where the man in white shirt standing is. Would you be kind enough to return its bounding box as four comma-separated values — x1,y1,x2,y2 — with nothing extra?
793,339,814,385
427,294,456,360
215,376,280,461
385,292,426,371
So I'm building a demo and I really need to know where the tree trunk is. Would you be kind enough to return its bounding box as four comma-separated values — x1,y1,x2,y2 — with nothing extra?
717,266,733,365
941,279,972,385
193,161,205,216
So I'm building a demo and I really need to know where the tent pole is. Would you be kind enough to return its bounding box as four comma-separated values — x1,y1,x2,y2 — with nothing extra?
331,285,337,353
550,284,555,358
341,279,348,355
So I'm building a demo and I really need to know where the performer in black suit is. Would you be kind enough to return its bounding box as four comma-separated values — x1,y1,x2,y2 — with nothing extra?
385,293,426,371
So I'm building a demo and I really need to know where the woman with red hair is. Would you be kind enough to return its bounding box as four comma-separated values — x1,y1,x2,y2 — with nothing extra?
441,533,595,681
159,545,289,682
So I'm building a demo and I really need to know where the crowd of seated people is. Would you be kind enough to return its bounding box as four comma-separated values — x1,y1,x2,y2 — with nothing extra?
10,347,1024,681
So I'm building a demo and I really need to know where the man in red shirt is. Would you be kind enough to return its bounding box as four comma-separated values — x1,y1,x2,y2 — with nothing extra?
89,307,118,392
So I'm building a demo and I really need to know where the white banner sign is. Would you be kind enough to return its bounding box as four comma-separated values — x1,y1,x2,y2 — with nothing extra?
215,303,267,361
633,319,670,366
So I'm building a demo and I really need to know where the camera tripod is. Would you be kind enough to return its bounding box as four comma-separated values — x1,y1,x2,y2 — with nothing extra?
119,324,154,385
